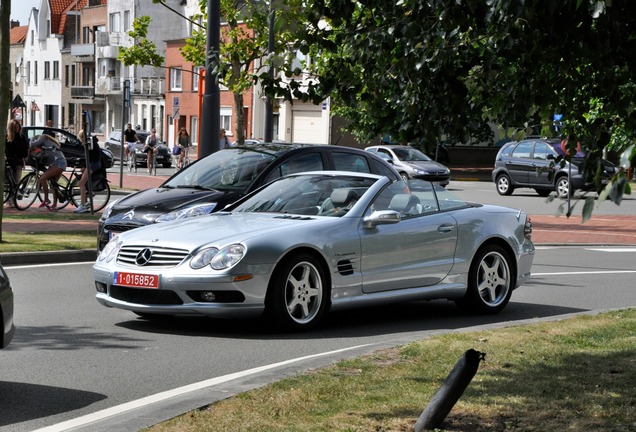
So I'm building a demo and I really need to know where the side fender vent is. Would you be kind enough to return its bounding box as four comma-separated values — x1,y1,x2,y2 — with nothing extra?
337,259,354,276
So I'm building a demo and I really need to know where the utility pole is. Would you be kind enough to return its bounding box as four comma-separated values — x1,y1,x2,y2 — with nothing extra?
199,0,221,157
263,2,275,143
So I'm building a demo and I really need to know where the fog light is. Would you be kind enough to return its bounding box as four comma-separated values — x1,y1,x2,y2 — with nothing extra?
201,291,216,302
95,282,107,293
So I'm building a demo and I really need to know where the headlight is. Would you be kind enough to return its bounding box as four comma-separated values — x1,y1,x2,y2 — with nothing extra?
413,168,428,175
155,203,217,223
190,244,245,270
98,238,123,262
100,198,121,221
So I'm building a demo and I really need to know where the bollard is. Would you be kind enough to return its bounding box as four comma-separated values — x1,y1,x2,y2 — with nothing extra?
414,348,485,431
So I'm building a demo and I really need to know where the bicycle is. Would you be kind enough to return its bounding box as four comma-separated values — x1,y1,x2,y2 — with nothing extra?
4,163,20,204
14,163,111,212
127,144,137,173
174,145,190,171
147,147,158,176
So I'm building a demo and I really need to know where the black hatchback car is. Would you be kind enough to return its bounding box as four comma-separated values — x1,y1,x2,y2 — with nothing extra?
22,127,113,168
492,138,616,197
98,143,401,250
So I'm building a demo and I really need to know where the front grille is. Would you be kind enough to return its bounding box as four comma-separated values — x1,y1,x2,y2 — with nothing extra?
117,246,189,267
110,285,183,305
104,224,141,233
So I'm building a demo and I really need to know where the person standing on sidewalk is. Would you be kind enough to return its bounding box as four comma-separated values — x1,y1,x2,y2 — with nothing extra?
219,129,230,148
74,130,103,213
5,119,29,183
29,134,67,211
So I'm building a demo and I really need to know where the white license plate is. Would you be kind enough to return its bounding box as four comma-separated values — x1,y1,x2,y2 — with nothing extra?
114,272,159,289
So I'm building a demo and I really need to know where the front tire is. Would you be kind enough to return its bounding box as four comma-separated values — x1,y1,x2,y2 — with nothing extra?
555,176,571,198
265,254,329,331
456,245,513,314
495,174,514,195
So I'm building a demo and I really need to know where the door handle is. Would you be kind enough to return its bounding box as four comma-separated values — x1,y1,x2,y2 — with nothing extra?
437,224,455,233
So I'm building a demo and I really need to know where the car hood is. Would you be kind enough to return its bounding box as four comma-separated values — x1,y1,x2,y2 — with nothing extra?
111,212,335,250
404,160,449,172
108,187,239,221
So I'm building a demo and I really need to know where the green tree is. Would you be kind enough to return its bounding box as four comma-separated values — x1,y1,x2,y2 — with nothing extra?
285,0,636,217
121,0,304,146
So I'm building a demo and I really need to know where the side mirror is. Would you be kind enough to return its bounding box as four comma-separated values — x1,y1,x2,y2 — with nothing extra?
363,210,401,228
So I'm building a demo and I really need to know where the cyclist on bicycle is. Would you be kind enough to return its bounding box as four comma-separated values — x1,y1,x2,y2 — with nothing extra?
144,129,159,174
29,133,67,211
123,123,140,159
176,127,191,169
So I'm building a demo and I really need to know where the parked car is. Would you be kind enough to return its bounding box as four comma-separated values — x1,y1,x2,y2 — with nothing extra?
94,171,535,331
492,138,617,197
104,130,172,168
1,263,15,348
97,143,401,250
365,144,451,186
22,127,113,168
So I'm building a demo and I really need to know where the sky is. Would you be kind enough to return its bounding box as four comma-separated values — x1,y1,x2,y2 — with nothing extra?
12,0,40,26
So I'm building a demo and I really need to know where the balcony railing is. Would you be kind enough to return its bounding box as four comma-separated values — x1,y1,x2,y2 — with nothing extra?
95,76,122,95
133,78,164,96
71,86,95,98
71,44,95,56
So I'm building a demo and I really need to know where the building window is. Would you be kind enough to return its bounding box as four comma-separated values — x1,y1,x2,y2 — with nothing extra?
31,30,34,45
44,61,50,79
151,105,156,130
142,104,147,131
65,65,69,86
110,12,121,32
192,66,202,91
26,62,30,85
170,67,182,91
69,104,75,127
34,61,38,85
71,65,76,86
53,61,59,79
220,107,232,133
124,11,130,31
83,27,91,43
190,116,198,145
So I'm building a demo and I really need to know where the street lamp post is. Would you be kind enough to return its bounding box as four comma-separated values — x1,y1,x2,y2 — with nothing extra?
199,0,221,157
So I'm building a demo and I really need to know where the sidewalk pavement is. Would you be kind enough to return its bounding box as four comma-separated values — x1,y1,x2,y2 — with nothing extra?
2,169,635,266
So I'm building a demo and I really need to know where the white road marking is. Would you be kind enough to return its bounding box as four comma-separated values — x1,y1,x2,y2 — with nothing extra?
533,270,636,276
32,343,375,432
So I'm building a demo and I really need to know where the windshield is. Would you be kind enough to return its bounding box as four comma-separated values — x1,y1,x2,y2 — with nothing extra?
231,174,378,216
393,147,432,162
164,148,277,192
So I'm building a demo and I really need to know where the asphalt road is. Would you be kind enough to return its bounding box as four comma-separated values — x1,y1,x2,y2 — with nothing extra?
2,244,636,432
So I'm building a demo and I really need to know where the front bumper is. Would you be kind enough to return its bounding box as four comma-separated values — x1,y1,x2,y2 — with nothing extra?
93,262,270,319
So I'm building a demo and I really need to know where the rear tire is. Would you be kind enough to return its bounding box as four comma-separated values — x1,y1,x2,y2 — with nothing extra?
455,245,513,314
265,254,329,331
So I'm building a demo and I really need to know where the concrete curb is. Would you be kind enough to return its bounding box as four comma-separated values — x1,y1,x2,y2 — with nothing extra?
0,249,97,266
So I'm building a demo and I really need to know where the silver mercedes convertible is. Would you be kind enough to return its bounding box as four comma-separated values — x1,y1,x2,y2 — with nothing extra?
94,171,535,331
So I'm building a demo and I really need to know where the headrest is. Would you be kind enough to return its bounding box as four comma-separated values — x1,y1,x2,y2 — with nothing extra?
330,188,360,206
389,194,420,212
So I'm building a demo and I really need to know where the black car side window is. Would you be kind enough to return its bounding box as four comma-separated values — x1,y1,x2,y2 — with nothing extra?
511,142,532,159
264,153,324,183
333,152,371,173
533,142,550,160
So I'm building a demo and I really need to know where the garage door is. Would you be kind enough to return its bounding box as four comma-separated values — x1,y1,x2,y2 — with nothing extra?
292,110,323,144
